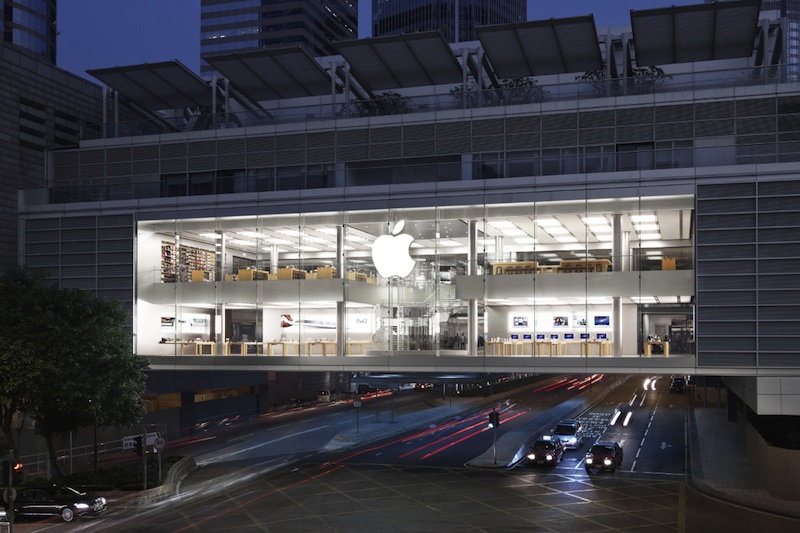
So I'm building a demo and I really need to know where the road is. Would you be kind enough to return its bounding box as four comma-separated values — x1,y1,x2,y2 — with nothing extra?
10,375,800,532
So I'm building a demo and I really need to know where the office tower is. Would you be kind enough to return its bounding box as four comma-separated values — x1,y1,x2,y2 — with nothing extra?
1,0,57,63
200,0,358,76
763,0,800,65
372,0,526,42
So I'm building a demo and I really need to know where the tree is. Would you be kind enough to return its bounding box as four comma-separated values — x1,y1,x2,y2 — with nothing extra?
450,78,547,108
575,65,671,97
346,91,410,117
0,268,148,477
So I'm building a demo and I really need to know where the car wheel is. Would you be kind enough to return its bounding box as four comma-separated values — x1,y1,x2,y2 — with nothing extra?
61,507,75,522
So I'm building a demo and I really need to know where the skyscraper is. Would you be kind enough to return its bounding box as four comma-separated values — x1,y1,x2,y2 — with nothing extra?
1,0,57,63
763,0,800,66
372,0,526,43
200,0,358,76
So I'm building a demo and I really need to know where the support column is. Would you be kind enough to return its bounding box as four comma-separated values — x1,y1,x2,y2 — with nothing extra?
612,214,624,356
467,220,478,356
336,225,346,357
270,245,279,275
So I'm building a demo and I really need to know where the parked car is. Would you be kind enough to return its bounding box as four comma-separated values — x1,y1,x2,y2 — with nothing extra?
527,435,565,466
552,419,584,449
12,485,107,522
585,441,624,474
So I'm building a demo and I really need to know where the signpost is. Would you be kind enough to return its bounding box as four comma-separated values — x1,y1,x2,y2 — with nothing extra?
154,435,166,481
353,399,361,433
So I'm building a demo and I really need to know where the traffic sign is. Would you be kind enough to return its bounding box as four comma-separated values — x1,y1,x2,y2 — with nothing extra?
154,436,166,452
122,431,161,450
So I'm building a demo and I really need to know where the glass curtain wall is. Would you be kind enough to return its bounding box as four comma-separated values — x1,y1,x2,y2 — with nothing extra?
136,195,694,359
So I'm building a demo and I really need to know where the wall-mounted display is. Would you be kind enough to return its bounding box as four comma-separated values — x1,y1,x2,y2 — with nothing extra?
595,315,610,326
553,316,569,327
513,316,528,327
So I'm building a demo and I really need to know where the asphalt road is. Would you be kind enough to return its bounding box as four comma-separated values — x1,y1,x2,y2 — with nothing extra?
10,375,800,532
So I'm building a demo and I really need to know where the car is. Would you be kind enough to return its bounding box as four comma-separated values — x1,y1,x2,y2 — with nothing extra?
552,419,584,449
12,485,107,522
670,376,686,393
527,435,564,466
585,441,624,473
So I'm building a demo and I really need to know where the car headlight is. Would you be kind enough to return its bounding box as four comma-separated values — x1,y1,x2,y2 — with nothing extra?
603,458,612,466
545,453,553,461
75,503,90,510
527,453,536,460
585,457,593,464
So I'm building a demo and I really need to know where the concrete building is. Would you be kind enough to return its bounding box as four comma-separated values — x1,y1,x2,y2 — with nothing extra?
200,0,357,77
372,0,526,43
17,0,800,431
1,0,57,63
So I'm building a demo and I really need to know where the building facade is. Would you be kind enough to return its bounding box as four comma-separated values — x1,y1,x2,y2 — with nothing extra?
0,43,102,271
1,0,57,63
18,1,800,427
200,0,357,76
372,0,525,42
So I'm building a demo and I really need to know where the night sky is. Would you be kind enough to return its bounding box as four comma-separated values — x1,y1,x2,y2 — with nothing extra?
57,0,700,81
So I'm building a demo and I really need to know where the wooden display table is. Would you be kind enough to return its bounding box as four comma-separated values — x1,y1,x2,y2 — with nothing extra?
491,261,538,275
264,341,299,355
580,340,612,356
237,269,270,281
486,340,514,356
191,270,214,282
195,341,216,355
278,267,306,280
346,341,368,354
644,341,670,357
159,340,196,354
316,266,337,279
559,259,612,273
306,340,336,356
535,341,566,356
347,271,368,282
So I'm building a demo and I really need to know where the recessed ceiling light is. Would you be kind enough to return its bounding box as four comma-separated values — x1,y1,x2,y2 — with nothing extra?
303,236,329,244
488,220,516,228
581,217,608,225
545,227,570,235
634,224,659,232
555,236,579,243
238,231,262,239
501,228,526,236
438,240,461,247
200,233,222,239
514,237,537,244
229,239,256,246
535,218,561,227
638,233,661,240
630,214,658,223
278,229,302,237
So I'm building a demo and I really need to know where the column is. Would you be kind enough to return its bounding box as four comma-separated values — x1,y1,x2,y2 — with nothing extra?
336,225,346,357
270,244,279,275
611,214,626,356
467,220,478,356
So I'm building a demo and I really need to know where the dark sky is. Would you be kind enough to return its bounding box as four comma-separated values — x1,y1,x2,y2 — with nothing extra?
57,0,699,81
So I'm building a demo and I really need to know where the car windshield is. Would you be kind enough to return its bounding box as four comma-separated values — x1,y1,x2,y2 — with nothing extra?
554,425,576,435
590,445,612,455
533,441,555,450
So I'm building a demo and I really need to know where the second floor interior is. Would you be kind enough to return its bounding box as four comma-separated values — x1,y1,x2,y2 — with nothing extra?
138,193,695,365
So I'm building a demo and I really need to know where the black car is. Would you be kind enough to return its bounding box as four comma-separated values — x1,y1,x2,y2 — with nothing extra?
527,435,565,466
585,441,624,473
670,375,686,393
13,485,107,522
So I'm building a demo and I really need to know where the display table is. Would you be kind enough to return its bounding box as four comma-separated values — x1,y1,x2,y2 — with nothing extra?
491,261,538,275
237,269,270,281
580,340,612,356
535,341,566,356
278,267,306,280
559,259,612,273
160,340,196,354
485,340,514,356
191,270,214,282
195,341,216,355
316,266,337,279
513,340,536,356
306,341,336,356
346,341,368,355
264,341,299,355
644,341,670,357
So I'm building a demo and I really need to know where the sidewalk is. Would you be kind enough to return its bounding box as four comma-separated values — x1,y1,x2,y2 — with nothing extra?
689,405,800,520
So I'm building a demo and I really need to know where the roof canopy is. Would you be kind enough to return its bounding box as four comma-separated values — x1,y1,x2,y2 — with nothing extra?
203,47,336,102
476,16,604,79
87,61,211,111
631,0,762,65
334,32,463,93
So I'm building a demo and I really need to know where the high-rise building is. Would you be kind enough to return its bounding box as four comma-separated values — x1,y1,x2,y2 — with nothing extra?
200,0,358,76
372,0,526,42
1,0,57,63
763,1,800,66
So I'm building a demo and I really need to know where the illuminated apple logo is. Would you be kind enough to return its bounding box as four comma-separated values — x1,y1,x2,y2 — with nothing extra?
371,220,416,278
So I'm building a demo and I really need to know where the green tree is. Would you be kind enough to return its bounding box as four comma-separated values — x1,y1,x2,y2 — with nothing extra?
0,268,148,477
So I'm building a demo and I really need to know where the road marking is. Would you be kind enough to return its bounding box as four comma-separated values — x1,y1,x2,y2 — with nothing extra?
196,425,330,465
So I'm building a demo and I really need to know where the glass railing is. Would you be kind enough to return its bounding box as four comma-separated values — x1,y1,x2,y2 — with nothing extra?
80,64,796,141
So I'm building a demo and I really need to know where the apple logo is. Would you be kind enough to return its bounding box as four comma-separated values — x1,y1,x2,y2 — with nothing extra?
371,220,416,278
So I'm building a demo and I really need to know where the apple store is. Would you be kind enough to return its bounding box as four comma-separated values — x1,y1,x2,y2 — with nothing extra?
137,194,694,360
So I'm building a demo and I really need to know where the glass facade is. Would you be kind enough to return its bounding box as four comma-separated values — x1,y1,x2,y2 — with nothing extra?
2,0,56,62
372,0,526,42
137,196,694,359
200,0,357,76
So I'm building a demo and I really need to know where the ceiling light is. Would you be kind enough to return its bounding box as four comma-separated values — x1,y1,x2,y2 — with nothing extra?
237,231,262,239
634,224,659,232
298,245,320,252
303,236,329,244
488,220,516,228
581,216,609,225
630,214,658,223
318,228,338,235
277,229,302,237
438,240,461,247
200,233,222,239
514,237,537,244
555,236,579,243
501,228,526,236
638,233,662,241
535,218,561,227
545,227,570,235
347,234,367,242
229,239,256,246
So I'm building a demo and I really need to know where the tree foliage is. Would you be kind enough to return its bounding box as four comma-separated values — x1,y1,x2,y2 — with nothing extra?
0,268,148,477
346,91,410,117
575,65,671,96
450,78,547,108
